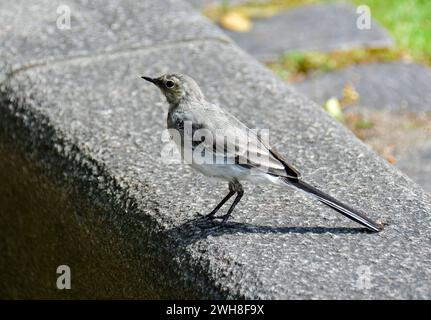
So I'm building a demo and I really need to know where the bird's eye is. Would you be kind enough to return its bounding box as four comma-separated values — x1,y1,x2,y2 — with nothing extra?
166,80,175,88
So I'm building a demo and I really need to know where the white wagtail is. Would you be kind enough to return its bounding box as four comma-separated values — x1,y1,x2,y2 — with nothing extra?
142,73,382,232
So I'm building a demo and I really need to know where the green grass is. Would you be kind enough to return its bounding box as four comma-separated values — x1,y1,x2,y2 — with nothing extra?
350,0,431,64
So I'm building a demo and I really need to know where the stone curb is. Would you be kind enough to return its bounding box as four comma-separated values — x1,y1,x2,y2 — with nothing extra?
1,0,431,299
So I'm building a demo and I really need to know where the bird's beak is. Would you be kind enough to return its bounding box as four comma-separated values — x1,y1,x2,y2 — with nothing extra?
141,76,160,86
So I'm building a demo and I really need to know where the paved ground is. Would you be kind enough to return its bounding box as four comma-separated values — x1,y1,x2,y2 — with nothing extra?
397,141,431,193
1,0,431,299
187,0,248,9
293,62,431,192
223,3,393,61
293,63,431,113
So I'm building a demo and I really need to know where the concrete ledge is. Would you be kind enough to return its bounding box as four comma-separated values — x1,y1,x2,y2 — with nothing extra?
1,0,431,299
0,0,229,79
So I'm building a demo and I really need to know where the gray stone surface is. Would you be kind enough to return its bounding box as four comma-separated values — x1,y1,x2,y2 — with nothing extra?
0,0,229,79
223,3,393,61
293,63,431,112
396,141,431,194
1,36,431,299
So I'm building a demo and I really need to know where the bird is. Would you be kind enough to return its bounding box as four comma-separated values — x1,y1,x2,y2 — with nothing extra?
142,73,382,232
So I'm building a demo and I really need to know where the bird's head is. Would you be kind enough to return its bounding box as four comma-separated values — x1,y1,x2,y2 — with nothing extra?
141,73,204,105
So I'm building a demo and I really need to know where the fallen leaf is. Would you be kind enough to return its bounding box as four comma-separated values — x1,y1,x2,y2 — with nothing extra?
219,11,252,32
323,97,344,121
385,154,397,164
341,82,359,106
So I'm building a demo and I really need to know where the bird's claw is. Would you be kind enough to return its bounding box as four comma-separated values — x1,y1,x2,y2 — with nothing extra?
195,211,218,220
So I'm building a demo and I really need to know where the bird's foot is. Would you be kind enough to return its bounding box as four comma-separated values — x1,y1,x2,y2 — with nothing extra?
205,214,231,223
220,214,231,224
195,211,218,221
195,212,233,229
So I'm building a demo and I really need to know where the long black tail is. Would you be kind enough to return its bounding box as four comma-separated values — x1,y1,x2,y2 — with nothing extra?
286,179,382,232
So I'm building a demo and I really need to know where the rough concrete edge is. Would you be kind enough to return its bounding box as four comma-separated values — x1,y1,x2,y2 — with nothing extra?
0,72,231,299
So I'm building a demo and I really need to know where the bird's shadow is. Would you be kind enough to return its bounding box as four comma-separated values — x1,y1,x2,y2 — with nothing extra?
165,214,370,246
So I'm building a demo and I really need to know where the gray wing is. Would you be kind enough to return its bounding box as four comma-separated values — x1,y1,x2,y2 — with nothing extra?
186,103,301,179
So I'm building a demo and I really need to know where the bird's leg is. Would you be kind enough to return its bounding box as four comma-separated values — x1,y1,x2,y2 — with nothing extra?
220,180,244,224
200,180,242,220
220,190,244,224
203,189,236,220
